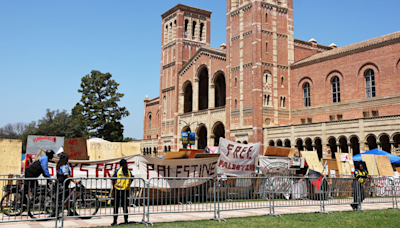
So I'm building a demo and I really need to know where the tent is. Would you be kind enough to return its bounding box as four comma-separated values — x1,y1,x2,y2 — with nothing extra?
353,148,400,165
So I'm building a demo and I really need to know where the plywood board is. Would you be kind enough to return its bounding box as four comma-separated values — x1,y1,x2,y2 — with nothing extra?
64,137,89,160
322,159,339,176
163,151,192,159
0,139,23,199
264,146,291,157
88,142,122,160
362,155,379,176
121,142,141,156
194,154,220,158
375,155,394,176
287,148,299,157
301,151,322,172
335,153,344,174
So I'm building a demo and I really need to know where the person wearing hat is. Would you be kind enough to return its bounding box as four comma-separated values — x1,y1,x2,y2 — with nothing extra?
111,159,133,226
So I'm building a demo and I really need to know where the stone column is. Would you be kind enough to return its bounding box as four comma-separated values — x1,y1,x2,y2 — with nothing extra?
377,141,382,150
179,92,184,114
187,18,193,40
193,78,199,112
210,134,215,147
348,143,353,157
390,141,395,153
210,84,215,109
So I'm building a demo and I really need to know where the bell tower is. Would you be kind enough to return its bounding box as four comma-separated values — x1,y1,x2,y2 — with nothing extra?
225,0,294,151
159,5,212,154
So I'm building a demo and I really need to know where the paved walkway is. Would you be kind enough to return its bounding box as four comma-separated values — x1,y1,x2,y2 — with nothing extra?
0,203,394,228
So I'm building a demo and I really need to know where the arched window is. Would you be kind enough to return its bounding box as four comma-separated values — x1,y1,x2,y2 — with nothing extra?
265,13,268,23
281,97,286,107
149,114,152,129
200,23,204,41
184,82,193,113
264,95,267,105
192,21,197,39
365,69,376,98
303,82,311,107
235,77,238,87
332,76,340,103
235,99,238,108
184,19,189,38
214,73,226,107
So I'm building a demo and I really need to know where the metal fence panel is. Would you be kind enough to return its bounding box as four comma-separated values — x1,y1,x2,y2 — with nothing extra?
0,177,59,226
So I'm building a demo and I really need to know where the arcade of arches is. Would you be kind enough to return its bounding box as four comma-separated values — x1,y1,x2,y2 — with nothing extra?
179,122,226,150
268,133,400,159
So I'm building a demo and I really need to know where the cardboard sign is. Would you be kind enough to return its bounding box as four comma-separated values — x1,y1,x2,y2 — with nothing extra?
377,176,400,197
26,135,64,155
218,138,260,176
264,146,291,157
64,137,89,160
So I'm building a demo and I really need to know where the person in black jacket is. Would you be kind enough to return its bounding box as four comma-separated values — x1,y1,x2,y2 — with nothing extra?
23,150,54,205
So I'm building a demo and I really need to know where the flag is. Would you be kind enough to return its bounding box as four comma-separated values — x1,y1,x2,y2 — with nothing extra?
308,169,324,189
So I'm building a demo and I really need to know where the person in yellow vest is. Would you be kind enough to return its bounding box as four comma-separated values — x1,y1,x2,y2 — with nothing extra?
111,159,133,226
351,163,371,210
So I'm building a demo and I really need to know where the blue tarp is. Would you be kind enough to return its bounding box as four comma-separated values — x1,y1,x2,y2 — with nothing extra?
353,148,400,165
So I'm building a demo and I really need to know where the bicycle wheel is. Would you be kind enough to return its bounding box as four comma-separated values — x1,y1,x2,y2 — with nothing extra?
27,194,52,219
0,192,24,216
73,192,100,219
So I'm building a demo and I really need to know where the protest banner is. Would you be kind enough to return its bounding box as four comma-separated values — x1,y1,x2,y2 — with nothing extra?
376,176,400,197
64,137,89,160
26,135,64,155
217,138,260,176
139,156,219,188
47,155,218,189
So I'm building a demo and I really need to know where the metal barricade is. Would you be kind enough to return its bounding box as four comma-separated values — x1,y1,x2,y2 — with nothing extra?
269,176,325,215
320,177,358,212
60,177,147,227
362,177,397,208
0,177,59,227
146,177,217,224
216,176,271,219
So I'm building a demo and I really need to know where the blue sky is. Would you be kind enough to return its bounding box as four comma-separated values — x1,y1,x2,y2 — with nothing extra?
0,0,399,139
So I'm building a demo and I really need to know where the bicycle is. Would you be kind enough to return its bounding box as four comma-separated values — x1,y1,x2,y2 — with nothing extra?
1,181,53,218
50,181,100,219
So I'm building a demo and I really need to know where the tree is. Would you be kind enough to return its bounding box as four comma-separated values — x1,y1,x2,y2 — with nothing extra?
35,109,85,139
73,70,130,142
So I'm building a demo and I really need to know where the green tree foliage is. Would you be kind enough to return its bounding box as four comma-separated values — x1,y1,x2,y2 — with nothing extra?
36,109,85,139
73,70,130,142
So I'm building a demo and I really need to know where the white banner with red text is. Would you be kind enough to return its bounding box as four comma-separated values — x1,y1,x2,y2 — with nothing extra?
47,155,219,189
217,138,260,176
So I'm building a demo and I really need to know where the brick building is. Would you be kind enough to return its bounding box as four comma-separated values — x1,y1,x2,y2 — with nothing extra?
141,0,400,159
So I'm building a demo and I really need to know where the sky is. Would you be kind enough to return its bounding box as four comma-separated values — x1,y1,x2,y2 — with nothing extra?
0,0,399,140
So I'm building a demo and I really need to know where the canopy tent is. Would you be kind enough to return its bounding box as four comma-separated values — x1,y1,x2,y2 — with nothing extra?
353,148,400,165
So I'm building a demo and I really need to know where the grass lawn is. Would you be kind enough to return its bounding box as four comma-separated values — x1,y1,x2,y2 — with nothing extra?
104,209,400,228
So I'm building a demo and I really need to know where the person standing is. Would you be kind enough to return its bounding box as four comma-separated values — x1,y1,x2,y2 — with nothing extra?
23,150,55,206
51,153,80,217
111,159,132,226
351,164,370,210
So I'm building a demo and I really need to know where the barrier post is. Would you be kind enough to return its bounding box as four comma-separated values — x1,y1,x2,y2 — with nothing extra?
55,180,59,228
267,177,280,217
145,180,152,226
211,177,225,222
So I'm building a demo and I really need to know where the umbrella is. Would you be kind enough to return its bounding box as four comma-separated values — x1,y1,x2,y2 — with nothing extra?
353,148,400,165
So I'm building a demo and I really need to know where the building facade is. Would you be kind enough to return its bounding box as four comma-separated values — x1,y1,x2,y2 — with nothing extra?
141,0,400,159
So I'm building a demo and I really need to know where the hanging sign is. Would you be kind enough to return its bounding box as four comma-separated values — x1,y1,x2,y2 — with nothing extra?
218,138,260,176
189,133,196,145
